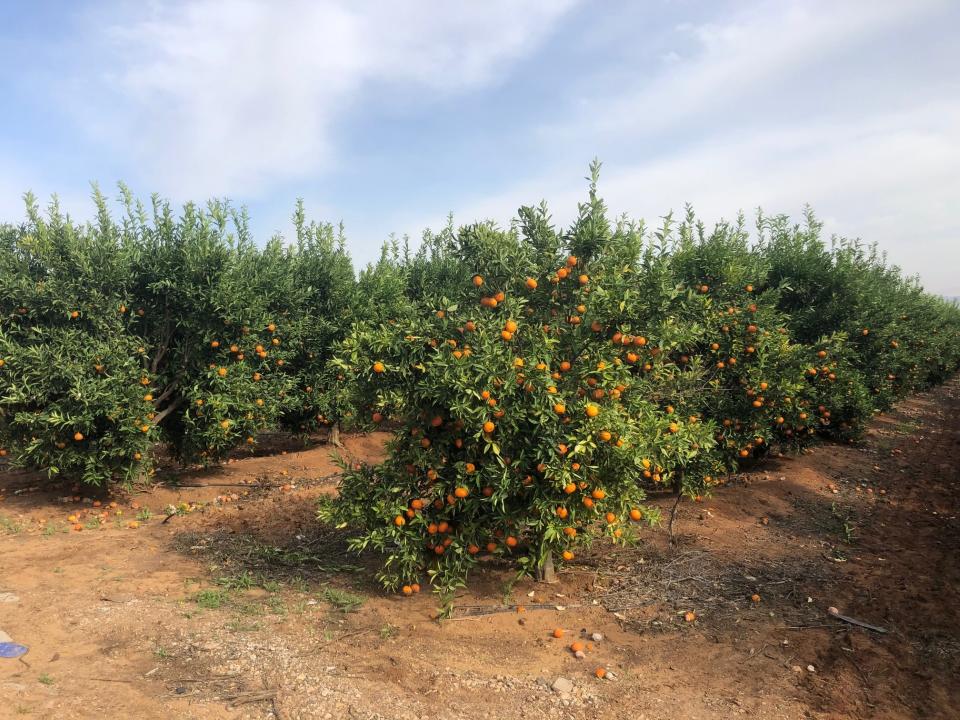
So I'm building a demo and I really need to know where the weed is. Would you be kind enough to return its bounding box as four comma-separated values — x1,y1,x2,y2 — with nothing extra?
379,623,398,639
216,572,256,591
37,674,54,686
194,588,230,609
0,515,23,534
322,587,364,613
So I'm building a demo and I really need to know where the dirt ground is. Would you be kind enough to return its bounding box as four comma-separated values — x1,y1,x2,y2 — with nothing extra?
1,380,958,720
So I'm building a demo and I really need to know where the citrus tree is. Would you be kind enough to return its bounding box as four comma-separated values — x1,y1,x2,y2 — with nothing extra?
0,195,157,485
323,168,716,597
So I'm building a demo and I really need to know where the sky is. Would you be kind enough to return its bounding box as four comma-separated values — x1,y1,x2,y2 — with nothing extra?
1,0,958,295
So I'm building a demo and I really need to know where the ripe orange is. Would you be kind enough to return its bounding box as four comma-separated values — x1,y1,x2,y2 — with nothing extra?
751,593,761,603
504,319,518,333
570,641,584,653
556,506,569,519
591,488,606,500
605,512,616,524
629,508,642,521
585,404,599,418
394,515,406,527
563,527,577,538
411,583,421,593
486,542,498,553
563,483,576,495
505,535,518,548
373,361,386,373
553,403,566,415
454,486,469,499
684,611,696,622
578,274,589,285
402,585,413,595
552,627,564,638
73,431,84,442
562,550,574,562
594,667,607,679
559,360,571,372
598,430,612,442
525,277,538,290
483,420,495,433
472,274,484,287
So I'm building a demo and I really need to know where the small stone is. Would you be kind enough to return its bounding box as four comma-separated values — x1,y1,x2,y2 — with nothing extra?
807,665,816,673
551,677,574,694
574,650,586,659
590,633,603,642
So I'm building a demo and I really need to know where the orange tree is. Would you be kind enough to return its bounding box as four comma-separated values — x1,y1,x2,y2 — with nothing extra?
114,190,298,464
0,195,157,485
762,210,960,417
0,188,358,484
322,170,714,597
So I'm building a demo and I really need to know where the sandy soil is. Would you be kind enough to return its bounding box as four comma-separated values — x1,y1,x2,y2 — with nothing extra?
1,380,958,720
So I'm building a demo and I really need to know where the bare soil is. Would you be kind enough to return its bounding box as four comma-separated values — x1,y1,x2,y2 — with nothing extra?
1,380,958,720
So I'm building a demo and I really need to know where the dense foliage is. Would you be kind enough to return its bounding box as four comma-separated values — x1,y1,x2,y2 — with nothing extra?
1,169,958,596
321,167,960,597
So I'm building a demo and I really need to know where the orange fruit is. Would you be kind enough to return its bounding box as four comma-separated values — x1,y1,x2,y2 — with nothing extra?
454,487,469,499
394,515,405,527
553,403,566,415
525,277,538,290
472,274,484,287
585,404,599,418
373,361,386,373
483,420,495,433
73,432,84,442
504,319,518,333
594,667,607,679
629,508,642,521
402,585,413,596
505,536,518,548
570,641,584,653
552,627,564,639
684,611,696,622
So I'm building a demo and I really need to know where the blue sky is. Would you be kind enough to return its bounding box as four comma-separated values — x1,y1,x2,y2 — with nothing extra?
1,0,958,294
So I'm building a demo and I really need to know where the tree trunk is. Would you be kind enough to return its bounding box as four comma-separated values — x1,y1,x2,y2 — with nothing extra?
668,470,684,543
329,422,343,447
536,548,557,583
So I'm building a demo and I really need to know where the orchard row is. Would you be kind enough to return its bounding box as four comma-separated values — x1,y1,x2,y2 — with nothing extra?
1,170,958,595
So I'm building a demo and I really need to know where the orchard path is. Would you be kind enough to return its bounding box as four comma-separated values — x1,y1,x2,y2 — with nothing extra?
0,379,958,719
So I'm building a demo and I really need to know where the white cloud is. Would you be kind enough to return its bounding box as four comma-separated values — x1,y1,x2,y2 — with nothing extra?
88,0,577,198
391,0,960,295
